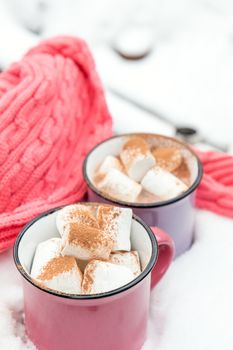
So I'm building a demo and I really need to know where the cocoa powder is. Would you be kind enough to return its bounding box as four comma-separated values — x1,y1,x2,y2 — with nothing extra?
66,222,113,251
172,160,190,186
37,256,80,281
152,147,182,172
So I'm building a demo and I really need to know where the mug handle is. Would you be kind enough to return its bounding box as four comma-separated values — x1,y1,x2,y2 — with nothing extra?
150,227,175,289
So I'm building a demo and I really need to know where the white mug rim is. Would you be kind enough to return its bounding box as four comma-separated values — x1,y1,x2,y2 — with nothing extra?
83,133,203,208
13,204,157,300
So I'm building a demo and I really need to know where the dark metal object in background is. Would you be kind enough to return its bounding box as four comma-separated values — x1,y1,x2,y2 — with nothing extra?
175,126,228,151
175,127,202,144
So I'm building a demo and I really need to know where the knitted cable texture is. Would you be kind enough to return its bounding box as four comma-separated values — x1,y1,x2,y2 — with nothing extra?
0,36,112,252
196,150,233,218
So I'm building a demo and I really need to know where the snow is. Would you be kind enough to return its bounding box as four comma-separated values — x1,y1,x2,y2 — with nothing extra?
0,250,35,349
144,210,233,349
0,1,37,68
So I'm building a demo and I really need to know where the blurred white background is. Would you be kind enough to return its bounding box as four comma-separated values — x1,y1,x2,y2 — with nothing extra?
0,0,233,150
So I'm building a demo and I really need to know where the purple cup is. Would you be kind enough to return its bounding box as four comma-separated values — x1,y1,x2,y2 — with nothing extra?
83,133,203,257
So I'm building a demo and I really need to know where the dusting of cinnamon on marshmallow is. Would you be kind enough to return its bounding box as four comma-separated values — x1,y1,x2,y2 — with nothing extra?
152,148,182,172
97,206,120,239
120,136,155,182
82,259,134,294
61,205,98,227
123,137,149,153
97,206,132,251
110,251,141,276
172,160,190,186
82,259,96,293
61,222,113,260
37,256,81,281
56,205,99,236
67,223,112,250
121,136,151,167
30,237,62,278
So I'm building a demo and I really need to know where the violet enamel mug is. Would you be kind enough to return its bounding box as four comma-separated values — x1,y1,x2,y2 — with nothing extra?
14,203,174,350
83,133,203,257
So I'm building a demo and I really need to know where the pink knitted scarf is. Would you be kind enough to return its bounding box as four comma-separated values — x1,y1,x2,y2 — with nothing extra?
196,150,233,218
0,37,232,253
0,36,112,252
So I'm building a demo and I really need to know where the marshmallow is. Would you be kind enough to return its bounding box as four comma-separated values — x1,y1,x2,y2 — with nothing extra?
97,168,142,202
82,260,134,294
56,204,99,236
31,238,62,278
35,256,82,294
152,148,182,172
61,222,113,260
120,137,155,182
109,251,141,277
141,166,188,200
97,155,123,175
97,206,132,251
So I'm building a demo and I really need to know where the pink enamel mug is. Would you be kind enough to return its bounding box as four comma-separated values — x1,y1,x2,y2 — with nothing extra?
14,203,174,350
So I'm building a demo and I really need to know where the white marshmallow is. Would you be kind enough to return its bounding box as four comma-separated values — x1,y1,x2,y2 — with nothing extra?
141,166,188,200
109,251,141,277
35,256,82,294
31,238,62,278
56,204,99,236
82,260,134,294
98,155,123,175
120,137,155,182
97,206,132,251
61,222,113,260
97,168,142,202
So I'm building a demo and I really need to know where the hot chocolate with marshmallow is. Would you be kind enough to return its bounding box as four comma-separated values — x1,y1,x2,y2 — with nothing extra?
94,135,193,203
30,204,141,295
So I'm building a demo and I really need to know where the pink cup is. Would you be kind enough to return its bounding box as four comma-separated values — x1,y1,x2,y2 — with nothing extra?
14,203,174,350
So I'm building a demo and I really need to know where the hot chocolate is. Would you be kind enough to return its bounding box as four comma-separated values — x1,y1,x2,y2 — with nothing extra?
94,135,193,203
